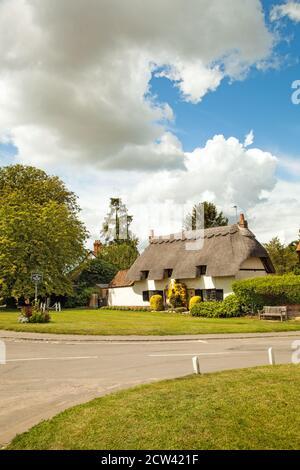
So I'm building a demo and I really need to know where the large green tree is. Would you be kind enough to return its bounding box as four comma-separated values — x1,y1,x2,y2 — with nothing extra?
184,201,228,230
265,235,300,275
0,165,88,300
75,258,118,287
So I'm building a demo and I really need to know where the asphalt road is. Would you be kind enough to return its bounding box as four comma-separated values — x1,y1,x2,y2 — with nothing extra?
0,331,299,446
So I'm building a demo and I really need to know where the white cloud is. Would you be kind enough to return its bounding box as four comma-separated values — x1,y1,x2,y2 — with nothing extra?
0,0,273,171
244,130,254,147
131,135,277,211
271,2,300,22
248,180,300,243
157,61,223,104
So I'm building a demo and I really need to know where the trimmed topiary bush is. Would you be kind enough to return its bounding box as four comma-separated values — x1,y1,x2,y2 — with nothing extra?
150,294,164,311
189,295,201,311
232,274,300,313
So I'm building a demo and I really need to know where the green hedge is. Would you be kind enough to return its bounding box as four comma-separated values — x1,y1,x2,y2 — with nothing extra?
190,294,242,318
100,306,150,311
232,274,300,312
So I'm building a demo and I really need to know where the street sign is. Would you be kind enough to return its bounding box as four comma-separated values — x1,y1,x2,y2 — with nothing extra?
31,273,43,302
31,273,43,283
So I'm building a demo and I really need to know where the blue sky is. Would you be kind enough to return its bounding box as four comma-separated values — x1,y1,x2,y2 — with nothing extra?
150,4,300,177
0,0,299,244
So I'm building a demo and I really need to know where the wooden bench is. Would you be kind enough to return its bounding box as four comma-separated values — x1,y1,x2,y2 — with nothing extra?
259,306,288,321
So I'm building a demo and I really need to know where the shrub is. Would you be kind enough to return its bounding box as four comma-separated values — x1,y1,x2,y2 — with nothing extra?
189,295,201,311
232,274,300,313
150,294,164,311
191,302,222,318
167,280,187,308
29,311,51,323
190,294,242,318
19,304,51,323
222,294,242,317
64,287,95,308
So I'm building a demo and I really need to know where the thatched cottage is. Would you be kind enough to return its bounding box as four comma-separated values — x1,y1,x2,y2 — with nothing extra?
107,214,275,307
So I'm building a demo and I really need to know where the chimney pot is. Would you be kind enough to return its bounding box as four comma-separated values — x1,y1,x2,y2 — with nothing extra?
93,240,102,256
238,213,248,229
149,229,154,241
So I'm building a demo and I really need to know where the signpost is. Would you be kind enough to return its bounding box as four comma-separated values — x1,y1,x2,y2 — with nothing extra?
31,273,43,302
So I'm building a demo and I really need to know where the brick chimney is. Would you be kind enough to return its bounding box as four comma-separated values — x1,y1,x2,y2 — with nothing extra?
93,240,102,256
296,242,300,263
149,229,154,242
238,213,248,229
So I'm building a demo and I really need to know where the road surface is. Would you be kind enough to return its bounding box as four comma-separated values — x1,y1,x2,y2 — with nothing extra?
0,331,299,446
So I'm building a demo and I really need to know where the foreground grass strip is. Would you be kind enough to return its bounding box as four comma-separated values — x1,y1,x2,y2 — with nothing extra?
0,309,300,335
8,364,300,450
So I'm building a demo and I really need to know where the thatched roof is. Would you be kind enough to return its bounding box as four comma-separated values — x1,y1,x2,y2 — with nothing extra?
109,269,134,288
126,224,275,281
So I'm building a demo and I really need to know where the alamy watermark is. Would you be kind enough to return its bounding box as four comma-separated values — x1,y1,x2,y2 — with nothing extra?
0,340,6,365
291,340,300,364
291,80,300,105
104,200,206,251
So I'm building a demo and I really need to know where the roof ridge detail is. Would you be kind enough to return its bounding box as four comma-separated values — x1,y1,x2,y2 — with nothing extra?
150,224,240,244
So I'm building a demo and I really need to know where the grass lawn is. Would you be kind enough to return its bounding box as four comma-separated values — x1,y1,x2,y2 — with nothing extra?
0,309,300,335
8,364,300,450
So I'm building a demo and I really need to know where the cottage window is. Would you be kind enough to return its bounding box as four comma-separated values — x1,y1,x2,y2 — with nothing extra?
142,291,150,301
140,270,149,280
164,268,173,278
202,289,223,301
196,265,207,276
149,290,164,299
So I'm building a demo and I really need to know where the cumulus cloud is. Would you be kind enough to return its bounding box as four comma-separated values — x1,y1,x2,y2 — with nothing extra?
248,180,300,243
271,2,300,22
131,135,277,210
0,0,273,170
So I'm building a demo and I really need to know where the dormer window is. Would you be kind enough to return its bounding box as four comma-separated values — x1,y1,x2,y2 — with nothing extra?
164,268,173,278
196,265,207,276
140,270,149,280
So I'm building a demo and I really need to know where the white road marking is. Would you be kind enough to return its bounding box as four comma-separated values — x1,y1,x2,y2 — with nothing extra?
148,351,254,357
6,355,98,362
106,384,121,390
2,339,208,345
64,340,208,345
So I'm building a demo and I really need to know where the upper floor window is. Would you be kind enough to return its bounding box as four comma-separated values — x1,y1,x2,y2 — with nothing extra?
164,268,173,278
140,270,149,280
196,265,207,276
